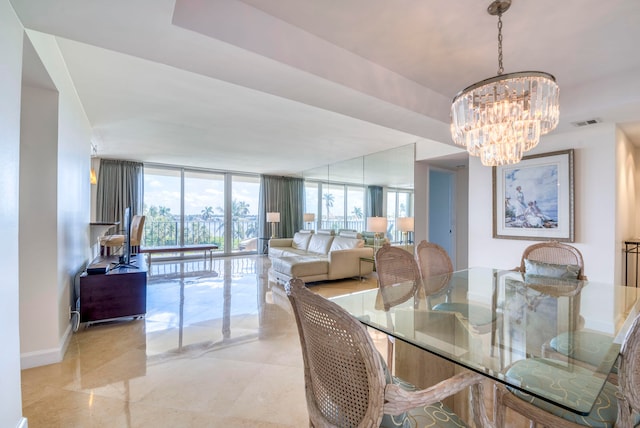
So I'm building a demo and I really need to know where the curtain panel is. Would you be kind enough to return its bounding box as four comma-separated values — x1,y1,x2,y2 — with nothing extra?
367,185,383,217
96,159,144,226
259,175,304,253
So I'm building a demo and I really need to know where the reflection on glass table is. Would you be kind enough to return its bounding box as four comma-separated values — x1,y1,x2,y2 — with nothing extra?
330,267,640,416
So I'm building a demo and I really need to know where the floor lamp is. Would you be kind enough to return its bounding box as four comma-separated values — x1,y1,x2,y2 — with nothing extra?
397,217,414,251
267,212,280,238
303,213,315,231
366,217,387,254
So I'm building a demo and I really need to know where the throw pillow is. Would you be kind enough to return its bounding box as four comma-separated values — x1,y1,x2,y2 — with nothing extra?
524,259,581,279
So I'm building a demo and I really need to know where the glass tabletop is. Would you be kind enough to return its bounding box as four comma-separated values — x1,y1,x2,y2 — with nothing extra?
330,267,640,415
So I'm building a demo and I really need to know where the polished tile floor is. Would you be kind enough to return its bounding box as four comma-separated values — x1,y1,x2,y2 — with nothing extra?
21,255,529,427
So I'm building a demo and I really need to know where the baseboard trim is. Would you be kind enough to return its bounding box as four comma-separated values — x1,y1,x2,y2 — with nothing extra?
20,323,73,369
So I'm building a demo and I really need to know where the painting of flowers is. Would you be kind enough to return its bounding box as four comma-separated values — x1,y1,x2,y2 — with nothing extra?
493,150,574,241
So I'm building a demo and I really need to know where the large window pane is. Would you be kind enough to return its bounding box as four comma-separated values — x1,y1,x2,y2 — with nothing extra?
184,171,224,249
232,175,260,252
323,184,345,230
143,167,181,246
143,166,260,255
304,182,319,230
346,186,364,231
387,190,413,242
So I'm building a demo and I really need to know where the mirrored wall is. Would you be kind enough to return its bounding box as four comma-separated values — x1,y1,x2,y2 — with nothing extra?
301,144,415,242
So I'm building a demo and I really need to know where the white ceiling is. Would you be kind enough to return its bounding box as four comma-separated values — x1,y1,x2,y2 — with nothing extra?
10,0,640,177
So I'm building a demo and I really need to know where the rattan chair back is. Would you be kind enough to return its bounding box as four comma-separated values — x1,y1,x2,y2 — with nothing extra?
618,314,640,423
285,278,387,427
415,240,453,295
374,243,423,309
519,241,586,280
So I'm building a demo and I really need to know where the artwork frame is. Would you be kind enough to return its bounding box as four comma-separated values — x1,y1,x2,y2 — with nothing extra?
493,149,574,242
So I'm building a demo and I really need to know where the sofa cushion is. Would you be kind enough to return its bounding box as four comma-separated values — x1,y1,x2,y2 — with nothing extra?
269,247,308,258
329,236,364,251
307,234,334,255
271,256,329,278
291,232,312,250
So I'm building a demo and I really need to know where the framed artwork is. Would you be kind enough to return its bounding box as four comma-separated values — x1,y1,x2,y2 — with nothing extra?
493,149,574,242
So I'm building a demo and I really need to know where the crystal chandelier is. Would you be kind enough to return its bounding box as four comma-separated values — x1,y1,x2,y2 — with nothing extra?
450,0,559,166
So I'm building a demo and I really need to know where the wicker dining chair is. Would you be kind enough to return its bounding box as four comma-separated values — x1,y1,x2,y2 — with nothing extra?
516,241,619,383
517,241,586,280
285,278,493,428
494,313,640,427
374,244,423,311
374,244,424,373
415,241,497,335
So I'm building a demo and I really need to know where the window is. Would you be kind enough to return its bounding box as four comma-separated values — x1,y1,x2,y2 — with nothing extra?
143,166,259,255
143,167,181,246
387,189,413,242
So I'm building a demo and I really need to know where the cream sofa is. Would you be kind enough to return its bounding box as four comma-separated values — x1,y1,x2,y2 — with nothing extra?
268,231,374,283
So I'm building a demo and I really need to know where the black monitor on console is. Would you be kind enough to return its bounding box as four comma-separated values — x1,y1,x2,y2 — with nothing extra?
114,206,137,269
123,206,132,265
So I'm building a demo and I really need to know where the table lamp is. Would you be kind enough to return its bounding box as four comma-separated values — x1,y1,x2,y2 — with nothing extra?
303,213,315,231
366,216,387,253
397,217,414,250
267,212,280,238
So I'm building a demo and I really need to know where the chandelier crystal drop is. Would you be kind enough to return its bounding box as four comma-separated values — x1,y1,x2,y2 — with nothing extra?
450,0,559,167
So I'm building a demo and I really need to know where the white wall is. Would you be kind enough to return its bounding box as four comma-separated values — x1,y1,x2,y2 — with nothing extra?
468,124,618,283
615,128,639,286
0,1,27,427
18,29,92,368
19,83,60,357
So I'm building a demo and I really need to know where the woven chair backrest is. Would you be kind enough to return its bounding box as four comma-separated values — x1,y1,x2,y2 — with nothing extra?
286,278,386,427
375,244,422,308
619,314,640,414
520,241,585,279
415,241,454,295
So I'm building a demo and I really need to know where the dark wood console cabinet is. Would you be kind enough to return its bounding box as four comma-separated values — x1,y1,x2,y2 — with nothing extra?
80,254,147,324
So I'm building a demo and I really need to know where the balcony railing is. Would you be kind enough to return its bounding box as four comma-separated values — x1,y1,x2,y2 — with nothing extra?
142,217,258,252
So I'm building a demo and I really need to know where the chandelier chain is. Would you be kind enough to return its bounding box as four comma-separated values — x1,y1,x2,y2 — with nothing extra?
497,12,504,75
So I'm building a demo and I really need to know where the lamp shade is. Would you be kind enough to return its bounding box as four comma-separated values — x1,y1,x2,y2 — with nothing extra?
366,217,387,234
397,217,414,232
266,212,280,223
303,213,315,222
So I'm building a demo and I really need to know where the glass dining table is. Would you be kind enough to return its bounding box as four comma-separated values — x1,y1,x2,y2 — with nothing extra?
329,267,640,416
